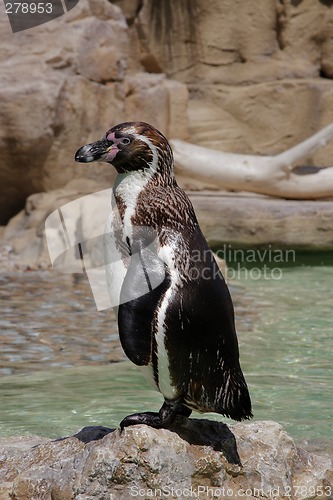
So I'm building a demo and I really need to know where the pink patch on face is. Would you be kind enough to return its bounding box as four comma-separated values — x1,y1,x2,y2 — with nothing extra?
105,146,119,162
107,132,124,146
105,131,127,161
107,132,116,142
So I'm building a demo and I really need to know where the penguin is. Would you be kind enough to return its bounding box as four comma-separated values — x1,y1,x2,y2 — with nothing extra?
75,122,252,429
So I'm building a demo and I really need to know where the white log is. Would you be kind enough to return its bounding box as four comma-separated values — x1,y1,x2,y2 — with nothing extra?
171,123,333,199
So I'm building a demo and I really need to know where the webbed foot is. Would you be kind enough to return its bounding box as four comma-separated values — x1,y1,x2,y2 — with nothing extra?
119,400,192,432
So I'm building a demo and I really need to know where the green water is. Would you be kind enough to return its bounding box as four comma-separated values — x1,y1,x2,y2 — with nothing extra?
238,263,332,442
0,255,332,456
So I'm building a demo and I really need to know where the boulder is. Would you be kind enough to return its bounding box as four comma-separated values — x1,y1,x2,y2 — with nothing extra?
0,420,332,499
0,0,188,225
2,179,109,267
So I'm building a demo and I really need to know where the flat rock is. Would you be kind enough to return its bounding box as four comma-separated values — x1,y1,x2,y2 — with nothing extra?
0,420,332,499
2,189,333,270
190,191,333,250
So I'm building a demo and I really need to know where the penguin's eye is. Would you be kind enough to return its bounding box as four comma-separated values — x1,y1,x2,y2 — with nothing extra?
120,137,131,146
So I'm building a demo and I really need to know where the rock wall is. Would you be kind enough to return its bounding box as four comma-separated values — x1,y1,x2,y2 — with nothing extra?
126,0,333,157
1,0,333,251
0,0,188,224
133,0,333,83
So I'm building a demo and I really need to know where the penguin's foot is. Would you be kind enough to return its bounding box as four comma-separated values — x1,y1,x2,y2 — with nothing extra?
119,400,192,432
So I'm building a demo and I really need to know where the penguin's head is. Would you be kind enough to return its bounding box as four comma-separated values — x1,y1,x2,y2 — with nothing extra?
75,122,173,176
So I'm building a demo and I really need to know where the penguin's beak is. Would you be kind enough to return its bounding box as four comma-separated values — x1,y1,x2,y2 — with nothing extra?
75,140,112,163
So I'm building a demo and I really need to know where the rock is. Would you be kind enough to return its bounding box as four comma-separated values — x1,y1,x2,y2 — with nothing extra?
136,0,279,84
2,179,109,267
277,0,333,79
0,420,332,499
0,0,189,224
187,79,333,163
0,69,187,227
190,191,333,250
131,0,333,168
0,0,123,224
2,0,333,247
123,73,189,140
135,0,333,84
2,189,333,271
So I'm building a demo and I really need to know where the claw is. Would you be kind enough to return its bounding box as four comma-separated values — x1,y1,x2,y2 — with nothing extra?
119,400,192,431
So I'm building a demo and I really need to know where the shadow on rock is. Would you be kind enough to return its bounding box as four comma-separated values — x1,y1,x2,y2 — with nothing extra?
55,418,241,464
168,416,241,465
55,425,115,444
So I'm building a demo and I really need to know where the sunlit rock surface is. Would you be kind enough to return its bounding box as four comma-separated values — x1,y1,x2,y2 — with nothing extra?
0,0,188,224
0,420,332,499
2,0,333,252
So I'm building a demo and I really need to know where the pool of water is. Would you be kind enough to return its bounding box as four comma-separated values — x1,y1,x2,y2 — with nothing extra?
0,253,332,457
238,262,333,446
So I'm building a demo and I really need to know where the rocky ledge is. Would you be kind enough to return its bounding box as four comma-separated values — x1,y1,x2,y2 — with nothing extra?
2,186,333,271
0,419,332,499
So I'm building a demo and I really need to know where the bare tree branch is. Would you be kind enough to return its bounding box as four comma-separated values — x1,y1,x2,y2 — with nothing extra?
171,123,333,199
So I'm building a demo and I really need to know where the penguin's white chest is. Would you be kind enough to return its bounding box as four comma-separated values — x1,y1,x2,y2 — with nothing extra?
103,170,154,308
114,170,155,238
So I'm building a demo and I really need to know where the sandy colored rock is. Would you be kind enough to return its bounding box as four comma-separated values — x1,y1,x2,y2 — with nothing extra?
190,192,333,250
136,0,279,83
0,0,188,224
2,179,109,266
2,0,333,248
130,0,333,167
124,73,189,138
135,0,333,84
0,420,332,499
0,0,126,224
2,189,333,271
187,79,333,163
277,0,333,78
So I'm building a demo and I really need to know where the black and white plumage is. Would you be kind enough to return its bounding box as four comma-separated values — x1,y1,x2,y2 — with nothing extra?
75,122,252,429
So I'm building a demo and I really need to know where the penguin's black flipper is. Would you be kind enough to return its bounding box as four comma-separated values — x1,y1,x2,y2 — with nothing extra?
118,232,170,366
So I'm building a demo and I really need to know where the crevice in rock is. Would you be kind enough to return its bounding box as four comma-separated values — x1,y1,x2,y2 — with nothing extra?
319,0,333,6
148,0,199,58
319,67,331,79
275,2,286,51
